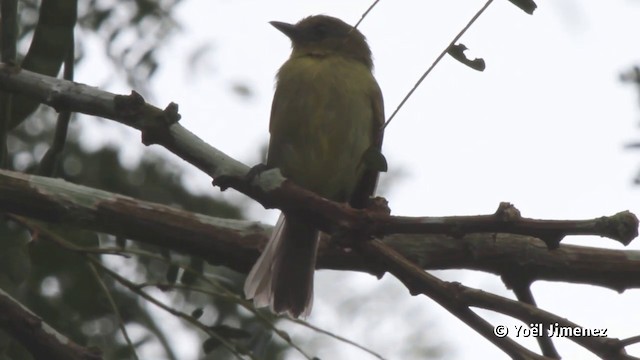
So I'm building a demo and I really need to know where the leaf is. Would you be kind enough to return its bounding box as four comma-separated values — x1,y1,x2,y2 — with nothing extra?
202,337,221,354
507,0,537,15
191,308,204,319
447,44,486,72
276,329,291,342
180,257,203,285
180,269,198,285
165,264,179,284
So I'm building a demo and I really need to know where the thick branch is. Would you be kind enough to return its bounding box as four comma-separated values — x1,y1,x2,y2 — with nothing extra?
1,65,639,359
0,65,635,248
360,240,547,360
361,240,638,360
1,169,640,293
0,289,102,360
371,202,637,247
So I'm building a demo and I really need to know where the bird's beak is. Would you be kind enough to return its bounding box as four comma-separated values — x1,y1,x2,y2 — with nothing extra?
269,21,298,39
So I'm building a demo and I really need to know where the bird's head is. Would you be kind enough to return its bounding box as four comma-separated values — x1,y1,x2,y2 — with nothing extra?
270,15,373,69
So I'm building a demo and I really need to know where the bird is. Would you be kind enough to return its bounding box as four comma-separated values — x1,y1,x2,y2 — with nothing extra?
243,15,385,318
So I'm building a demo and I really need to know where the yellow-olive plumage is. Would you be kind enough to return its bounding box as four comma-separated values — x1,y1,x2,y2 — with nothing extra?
244,15,384,318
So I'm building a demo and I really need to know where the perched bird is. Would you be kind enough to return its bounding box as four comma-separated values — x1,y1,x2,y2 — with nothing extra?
244,15,385,318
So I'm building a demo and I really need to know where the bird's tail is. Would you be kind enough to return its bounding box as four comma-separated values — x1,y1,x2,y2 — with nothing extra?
244,214,319,318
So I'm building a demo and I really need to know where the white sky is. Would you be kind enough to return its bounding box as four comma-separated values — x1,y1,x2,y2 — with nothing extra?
77,1,640,359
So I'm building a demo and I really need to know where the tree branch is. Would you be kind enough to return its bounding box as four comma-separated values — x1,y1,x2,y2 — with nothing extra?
0,289,103,360
0,168,639,292
0,65,636,248
361,240,638,360
1,64,639,359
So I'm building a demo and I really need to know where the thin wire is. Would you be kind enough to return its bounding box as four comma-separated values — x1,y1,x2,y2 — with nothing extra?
383,0,495,130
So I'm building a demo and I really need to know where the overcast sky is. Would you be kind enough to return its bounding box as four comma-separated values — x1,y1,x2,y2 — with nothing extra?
78,1,640,359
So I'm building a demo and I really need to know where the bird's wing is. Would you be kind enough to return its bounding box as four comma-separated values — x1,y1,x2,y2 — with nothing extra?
349,79,385,209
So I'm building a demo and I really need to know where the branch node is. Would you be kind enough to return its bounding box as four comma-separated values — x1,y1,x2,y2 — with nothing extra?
113,90,145,115
501,272,534,292
162,102,181,125
494,202,521,221
598,211,639,246
540,233,564,250
367,196,391,217
113,93,182,146
212,175,234,192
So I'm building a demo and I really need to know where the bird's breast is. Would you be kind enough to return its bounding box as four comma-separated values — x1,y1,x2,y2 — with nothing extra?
268,56,377,201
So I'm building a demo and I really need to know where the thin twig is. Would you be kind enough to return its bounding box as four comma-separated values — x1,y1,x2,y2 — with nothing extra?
46,235,316,360
354,0,381,29
508,279,559,358
361,239,544,359
16,217,251,360
90,258,254,360
126,252,315,359
620,335,640,347
88,261,139,360
363,239,640,360
384,0,495,129
289,318,386,360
